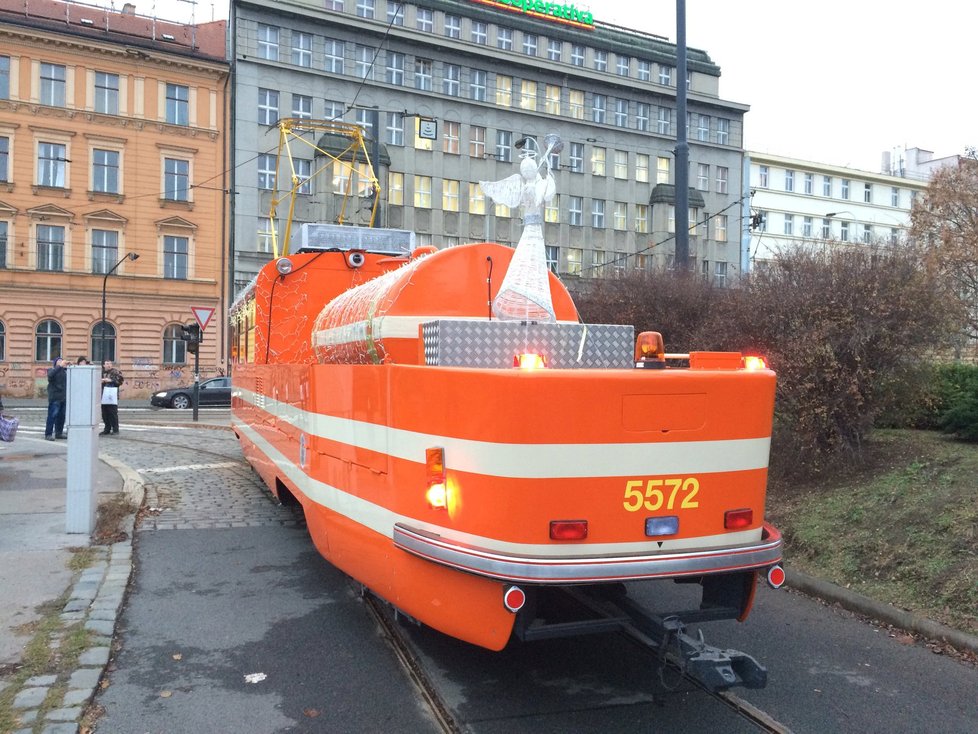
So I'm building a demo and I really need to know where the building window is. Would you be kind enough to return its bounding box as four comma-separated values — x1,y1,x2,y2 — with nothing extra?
545,194,559,223
636,154,649,183
656,156,670,184
497,27,513,50
0,56,9,100
758,165,769,188
862,224,872,243
468,182,485,214
520,80,537,110
712,166,727,194
592,199,605,228
387,3,403,24
257,216,275,252
547,39,561,61
257,24,279,60
0,136,7,182
754,210,767,232
823,175,832,197
355,0,374,19
414,175,432,207
656,107,670,135
444,14,461,38
495,75,512,107
472,21,488,44
821,218,831,238
414,58,433,90
614,98,628,127
545,245,558,273
385,112,403,146
92,149,119,193
470,70,487,101
696,163,709,191
37,224,65,271
891,186,899,207
864,182,872,203
696,114,709,141
716,117,729,145
715,214,728,241
591,147,606,176
636,103,649,132
292,93,312,119
635,204,649,233
324,40,344,73
0,320,4,359
38,142,67,188
40,63,66,106
292,31,312,66
593,49,607,71
443,64,461,96
416,7,432,31
804,172,814,195
841,179,850,199
91,229,119,273
388,171,404,205
523,33,537,55
355,45,374,79
258,88,278,125
715,261,727,287
469,126,486,157
385,51,405,85
613,202,627,230
257,153,276,190
163,235,188,279
164,158,189,201
495,130,512,162
163,324,187,364
614,150,628,179
0,221,7,268
592,94,606,123
568,196,583,226
89,323,111,365
568,142,584,173
442,179,460,211
165,83,189,126
658,65,673,85
592,249,606,277
571,44,585,66
35,319,62,362
443,121,460,154
566,248,582,275
784,170,795,192
797,216,811,238
616,55,630,76
324,0,343,8
783,214,794,236
840,221,850,242
568,89,584,119
94,72,119,115
295,159,312,194
545,85,560,115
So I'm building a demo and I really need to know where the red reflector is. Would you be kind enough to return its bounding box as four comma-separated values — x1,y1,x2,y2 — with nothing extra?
503,585,526,612
549,520,588,540
724,508,753,529
767,564,786,589
425,447,445,485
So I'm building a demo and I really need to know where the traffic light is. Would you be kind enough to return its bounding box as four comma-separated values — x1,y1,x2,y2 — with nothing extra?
181,323,202,354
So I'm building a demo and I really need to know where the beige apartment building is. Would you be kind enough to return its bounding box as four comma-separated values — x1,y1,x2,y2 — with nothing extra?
0,0,228,399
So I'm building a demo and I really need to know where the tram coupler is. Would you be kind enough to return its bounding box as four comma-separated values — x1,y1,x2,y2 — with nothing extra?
658,618,767,692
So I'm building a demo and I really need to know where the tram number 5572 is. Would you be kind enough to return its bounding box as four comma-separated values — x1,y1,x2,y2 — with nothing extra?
623,477,700,512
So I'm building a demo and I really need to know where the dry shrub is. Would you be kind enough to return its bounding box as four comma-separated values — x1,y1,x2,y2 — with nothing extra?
569,243,961,478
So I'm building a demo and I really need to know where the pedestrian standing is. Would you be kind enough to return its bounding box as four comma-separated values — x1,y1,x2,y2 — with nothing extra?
100,360,124,436
45,358,68,440
77,356,90,365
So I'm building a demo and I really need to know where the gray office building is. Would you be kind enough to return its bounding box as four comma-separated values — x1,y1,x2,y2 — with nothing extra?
230,0,749,292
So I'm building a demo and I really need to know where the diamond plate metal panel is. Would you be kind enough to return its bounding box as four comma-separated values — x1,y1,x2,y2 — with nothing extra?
422,320,634,369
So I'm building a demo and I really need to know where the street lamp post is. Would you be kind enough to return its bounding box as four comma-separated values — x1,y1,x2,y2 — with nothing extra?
99,252,140,362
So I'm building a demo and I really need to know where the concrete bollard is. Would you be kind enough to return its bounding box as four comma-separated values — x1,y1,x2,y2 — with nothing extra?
65,365,101,534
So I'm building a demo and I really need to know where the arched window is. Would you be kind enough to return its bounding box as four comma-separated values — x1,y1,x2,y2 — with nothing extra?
163,323,186,365
0,321,6,361
92,321,116,363
35,319,62,362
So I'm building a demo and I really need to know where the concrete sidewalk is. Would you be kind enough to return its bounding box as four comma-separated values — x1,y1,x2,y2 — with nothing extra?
0,416,142,733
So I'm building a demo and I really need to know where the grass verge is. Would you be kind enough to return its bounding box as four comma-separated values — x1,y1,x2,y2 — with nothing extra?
769,429,978,637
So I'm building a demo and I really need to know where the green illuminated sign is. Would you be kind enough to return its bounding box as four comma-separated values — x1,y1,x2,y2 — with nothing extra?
471,0,596,30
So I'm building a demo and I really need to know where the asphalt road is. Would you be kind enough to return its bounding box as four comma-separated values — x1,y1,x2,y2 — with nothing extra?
88,422,978,734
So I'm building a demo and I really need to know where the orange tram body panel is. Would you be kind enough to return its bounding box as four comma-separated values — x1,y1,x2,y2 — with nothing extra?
230,242,783,654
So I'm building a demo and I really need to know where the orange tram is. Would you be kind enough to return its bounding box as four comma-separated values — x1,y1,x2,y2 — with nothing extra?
230,239,784,692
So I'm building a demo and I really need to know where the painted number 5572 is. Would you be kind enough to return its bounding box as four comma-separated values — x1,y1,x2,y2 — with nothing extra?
623,478,700,512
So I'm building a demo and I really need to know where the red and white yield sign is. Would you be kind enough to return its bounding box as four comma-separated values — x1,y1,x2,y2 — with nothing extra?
192,306,215,331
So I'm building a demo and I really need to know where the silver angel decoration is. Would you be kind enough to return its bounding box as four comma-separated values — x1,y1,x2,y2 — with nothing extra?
480,134,562,322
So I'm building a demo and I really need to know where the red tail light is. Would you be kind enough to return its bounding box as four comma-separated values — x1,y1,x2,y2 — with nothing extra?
550,520,588,540
724,508,753,529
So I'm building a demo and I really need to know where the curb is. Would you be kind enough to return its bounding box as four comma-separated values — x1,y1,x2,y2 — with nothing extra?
786,568,978,656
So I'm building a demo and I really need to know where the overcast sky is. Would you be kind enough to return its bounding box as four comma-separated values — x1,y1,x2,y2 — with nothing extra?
129,0,975,173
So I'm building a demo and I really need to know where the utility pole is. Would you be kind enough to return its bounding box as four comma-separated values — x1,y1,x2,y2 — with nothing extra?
674,0,689,271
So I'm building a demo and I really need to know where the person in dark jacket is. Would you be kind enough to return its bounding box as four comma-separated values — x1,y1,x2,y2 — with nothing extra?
45,357,68,440
100,360,124,435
